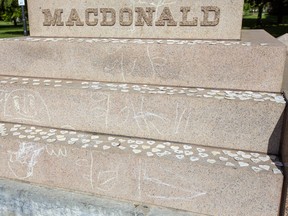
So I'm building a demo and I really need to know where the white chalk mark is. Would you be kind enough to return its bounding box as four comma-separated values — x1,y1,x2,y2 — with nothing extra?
96,166,119,192
7,142,44,179
142,161,206,201
45,145,67,157
174,103,189,134
146,46,156,80
89,151,94,190
4,89,51,123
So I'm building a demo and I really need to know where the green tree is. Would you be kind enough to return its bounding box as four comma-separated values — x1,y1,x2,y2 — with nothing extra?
0,0,22,26
245,0,270,25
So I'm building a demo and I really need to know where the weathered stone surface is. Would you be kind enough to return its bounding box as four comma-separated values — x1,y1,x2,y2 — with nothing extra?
0,30,286,92
27,0,244,40
0,76,285,154
0,179,200,216
278,34,288,93
0,122,283,215
278,34,288,216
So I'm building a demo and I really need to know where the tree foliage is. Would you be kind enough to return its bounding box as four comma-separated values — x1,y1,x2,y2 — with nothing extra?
0,0,23,26
245,0,288,24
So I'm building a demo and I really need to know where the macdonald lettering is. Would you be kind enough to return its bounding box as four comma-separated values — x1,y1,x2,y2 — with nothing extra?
42,6,221,27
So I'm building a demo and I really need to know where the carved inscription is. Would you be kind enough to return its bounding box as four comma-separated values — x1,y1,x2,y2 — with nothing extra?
42,6,221,27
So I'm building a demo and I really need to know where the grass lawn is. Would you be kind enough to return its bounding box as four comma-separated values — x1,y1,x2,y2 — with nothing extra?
0,21,26,38
243,13,288,37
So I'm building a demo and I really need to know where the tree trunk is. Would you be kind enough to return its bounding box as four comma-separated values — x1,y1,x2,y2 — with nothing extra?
13,18,17,26
257,4,264,26
277,0,284,24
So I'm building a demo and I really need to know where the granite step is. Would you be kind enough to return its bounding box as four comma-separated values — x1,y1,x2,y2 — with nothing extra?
0,121,283,216
0,178,200,216
0,75,285,154
0,30,286,92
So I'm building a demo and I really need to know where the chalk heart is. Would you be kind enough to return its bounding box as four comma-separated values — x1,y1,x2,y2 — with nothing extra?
111,142,120,147
13,132,20,136
70,138,79,142
242,154,252,159
147,140,155,145
185,151,193,156
156,144,165,149
227,152,238,157
91,135,99,140
10,128,18,132
176,155,184,160
218,157,227,162
147,152,154,157
103,145,111,150
239,162,249,167
251,158,261,164
118,139,126,143
34,137,41,141
207,159,216,164
68,140,76,145
259,165,270,171
252,166,262,173
199,153,208,158
183,145,192,150
226,162,235,167
174,150,183,154
130,145,138,149
157,152,167,157
142,145,150,150
212,151,220,156
47,139,56,143
133,149,142,154
171,146,179,150
118,146,126,150
81,139,90,144
40,132,47,135
251,153,260,157
152,148,161,153
95,140,103,145
197,148,206,153
128,140,135,144
108,137,115,141
234,157,244,161
259,156,270,162
190,156,199,162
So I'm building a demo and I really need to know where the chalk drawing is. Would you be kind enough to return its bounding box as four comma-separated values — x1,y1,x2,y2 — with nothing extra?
4,89,51,123
7,142,44,179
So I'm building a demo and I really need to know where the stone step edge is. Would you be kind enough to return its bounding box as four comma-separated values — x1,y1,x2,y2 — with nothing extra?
0,33,283,48
0,178,199,216
0,121,283,175
0,75,286,104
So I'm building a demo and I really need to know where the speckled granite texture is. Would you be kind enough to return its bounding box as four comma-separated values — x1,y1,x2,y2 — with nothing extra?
27,0,244,40
0,30,286,92
0,75,285,154
0,122,283,215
